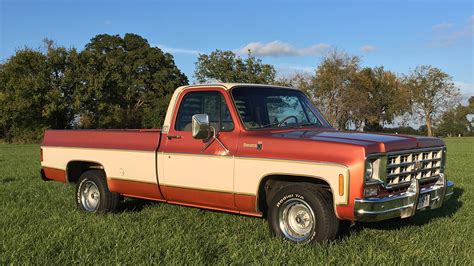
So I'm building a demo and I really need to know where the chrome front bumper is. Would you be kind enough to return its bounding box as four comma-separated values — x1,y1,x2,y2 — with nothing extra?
354,173,454,222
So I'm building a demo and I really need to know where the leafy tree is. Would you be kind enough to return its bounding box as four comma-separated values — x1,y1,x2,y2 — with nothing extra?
405,65,459,136
436,105,470,137
354,67,409,131
0,34,188,142
194,50,276,84
0,49,50,141
469,96,474,112
0,40,79,142
310,50,360,129
43,39,80,130
75,33,188,128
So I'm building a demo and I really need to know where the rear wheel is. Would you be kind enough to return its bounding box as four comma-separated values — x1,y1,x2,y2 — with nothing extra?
267,184,339,244
75,170,119,213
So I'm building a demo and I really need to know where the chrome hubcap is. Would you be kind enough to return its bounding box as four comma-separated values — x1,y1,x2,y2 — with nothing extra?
81,181,100,212
279,198,315,242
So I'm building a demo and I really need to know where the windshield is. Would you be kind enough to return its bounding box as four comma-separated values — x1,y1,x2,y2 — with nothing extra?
231,86,330,130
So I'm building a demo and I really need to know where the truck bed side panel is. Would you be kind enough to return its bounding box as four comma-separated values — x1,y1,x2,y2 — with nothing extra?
41,130,164,200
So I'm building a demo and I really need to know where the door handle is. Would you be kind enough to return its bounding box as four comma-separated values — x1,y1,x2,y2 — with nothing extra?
167,135,182,140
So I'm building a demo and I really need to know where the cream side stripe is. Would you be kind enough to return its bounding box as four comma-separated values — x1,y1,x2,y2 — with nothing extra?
43,147,350,204
42,146,157,184
234,157,350,205
43,147,348,167
161,152,234,192
160,152,349,205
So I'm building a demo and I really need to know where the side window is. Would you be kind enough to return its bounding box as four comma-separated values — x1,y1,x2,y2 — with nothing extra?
175,91,234,132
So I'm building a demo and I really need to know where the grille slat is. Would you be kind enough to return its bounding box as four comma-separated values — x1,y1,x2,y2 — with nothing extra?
385,148,443,188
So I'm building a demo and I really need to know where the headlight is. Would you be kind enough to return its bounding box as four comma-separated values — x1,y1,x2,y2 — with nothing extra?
365,160,374,181
364,157,385,197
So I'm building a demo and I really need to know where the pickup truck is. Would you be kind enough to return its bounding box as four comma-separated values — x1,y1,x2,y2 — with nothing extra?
40,83,454,244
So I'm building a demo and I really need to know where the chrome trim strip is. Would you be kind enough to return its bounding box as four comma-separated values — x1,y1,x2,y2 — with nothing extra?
356,204,412,215
387,146,445,156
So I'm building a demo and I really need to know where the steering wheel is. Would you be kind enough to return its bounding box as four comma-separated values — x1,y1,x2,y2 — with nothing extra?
278,115,298,126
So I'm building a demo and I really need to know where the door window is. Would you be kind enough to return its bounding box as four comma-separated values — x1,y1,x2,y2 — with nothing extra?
175,91,234,132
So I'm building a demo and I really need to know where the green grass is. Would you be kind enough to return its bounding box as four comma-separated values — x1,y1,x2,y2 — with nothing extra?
1,139,473,264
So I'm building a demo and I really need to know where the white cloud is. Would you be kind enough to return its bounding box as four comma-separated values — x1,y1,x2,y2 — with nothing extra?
435,15,474,47
433,22,455,30
237,41,330,57
156,44,202,55
359,45,377,53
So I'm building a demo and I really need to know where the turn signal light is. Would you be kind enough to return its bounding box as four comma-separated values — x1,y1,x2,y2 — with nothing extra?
339,174,344,196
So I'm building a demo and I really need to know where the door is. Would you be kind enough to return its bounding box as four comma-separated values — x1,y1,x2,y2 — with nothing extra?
160,88,239,210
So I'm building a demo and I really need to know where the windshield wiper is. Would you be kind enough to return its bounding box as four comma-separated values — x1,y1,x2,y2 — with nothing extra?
288,122,318,128
260,122,283,129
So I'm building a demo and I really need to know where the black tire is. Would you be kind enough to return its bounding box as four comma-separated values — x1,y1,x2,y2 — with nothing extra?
267,184,339,244
75,170,119,213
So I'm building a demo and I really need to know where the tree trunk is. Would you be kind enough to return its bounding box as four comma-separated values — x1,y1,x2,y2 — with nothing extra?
426,115,433,136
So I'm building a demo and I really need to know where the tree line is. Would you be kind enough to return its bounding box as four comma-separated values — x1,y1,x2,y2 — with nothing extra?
1,33,472,142
196,49,472,138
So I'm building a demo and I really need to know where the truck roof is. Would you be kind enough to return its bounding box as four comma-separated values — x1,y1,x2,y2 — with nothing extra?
177,83,297,91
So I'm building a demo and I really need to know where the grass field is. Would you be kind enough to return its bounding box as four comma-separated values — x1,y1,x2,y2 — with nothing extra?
1,138,473,264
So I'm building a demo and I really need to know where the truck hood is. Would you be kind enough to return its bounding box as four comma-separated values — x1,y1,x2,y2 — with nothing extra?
268,129,445,153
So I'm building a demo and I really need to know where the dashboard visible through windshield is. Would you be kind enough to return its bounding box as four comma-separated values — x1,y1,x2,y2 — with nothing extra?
231,86,330,130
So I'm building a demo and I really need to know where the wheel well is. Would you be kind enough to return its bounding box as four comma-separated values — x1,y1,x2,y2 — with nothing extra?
66,161,104,183
257,175,332,215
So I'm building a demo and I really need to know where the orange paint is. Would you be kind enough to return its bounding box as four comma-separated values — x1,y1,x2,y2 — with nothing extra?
235,193,258,213
107,178,164,200
42,167,67,183
160,185,235,210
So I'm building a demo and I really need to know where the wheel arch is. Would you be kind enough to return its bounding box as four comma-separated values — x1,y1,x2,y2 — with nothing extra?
256,173,336,216
66,160,105,183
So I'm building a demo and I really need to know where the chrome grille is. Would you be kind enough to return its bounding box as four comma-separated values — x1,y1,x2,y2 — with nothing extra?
385,148,444,188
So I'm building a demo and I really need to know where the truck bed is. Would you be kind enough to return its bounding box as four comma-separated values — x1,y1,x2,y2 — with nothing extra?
41,129,163,200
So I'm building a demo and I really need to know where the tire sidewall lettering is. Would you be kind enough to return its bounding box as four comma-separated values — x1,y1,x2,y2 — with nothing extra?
276,193,305,208
76,178,88,208
270,188,323,244
307,231,316,242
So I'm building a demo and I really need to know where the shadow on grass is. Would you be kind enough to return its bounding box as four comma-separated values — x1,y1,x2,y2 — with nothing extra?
338,187,464,239
1,177,16,184
116,197,158,212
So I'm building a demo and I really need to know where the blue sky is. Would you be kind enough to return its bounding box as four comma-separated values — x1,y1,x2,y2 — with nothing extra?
1,0,473,99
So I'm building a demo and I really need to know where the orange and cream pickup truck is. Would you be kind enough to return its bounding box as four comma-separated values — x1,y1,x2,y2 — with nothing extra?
40,83,454,244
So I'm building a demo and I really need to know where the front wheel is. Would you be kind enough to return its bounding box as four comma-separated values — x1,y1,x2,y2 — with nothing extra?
267,184,339,244
76,170,119,213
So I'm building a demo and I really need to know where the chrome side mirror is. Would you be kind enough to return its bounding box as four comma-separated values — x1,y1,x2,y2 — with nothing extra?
192,114,210,139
